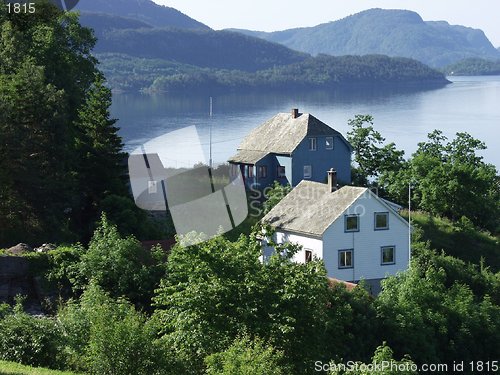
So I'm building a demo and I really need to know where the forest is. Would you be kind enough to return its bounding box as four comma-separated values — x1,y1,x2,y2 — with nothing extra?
0,2,499,374
98,52,449,93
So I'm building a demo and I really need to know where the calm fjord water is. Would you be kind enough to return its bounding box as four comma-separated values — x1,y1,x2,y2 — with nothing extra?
112,76,500,168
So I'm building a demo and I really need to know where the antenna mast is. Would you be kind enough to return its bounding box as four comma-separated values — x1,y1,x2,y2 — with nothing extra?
209,97,213,169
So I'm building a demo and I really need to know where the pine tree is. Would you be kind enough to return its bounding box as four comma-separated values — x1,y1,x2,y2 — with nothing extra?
75,74,126,234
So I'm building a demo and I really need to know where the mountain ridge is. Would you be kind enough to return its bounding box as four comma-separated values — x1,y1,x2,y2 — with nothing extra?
229,8,500,67
75,0,210,30
75,2,449,92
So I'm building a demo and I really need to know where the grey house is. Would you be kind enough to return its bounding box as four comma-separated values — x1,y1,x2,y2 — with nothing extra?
228,109,352,189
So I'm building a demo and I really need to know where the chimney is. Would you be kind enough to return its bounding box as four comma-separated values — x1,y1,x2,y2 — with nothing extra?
327,168,337,192
291,108,299,119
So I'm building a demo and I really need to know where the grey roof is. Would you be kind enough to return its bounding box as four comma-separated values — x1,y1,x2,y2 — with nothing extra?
232,112,350,158
262,181,367,237
228,150,268,164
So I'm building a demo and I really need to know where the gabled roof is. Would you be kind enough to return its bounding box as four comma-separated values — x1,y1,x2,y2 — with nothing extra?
228,150,268,164
233,112,351,158
262,181,367,237
263,181,410,237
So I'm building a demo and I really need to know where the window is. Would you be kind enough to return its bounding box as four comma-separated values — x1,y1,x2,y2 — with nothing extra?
258,165,268,179
303,165,312,179
308,137,317,151
326,136,334,150
277,166,286,178
247,165,254,178
339,249,353,268
305,250,313,263
374,212,389,230
345,215,359,232
381,246,395,265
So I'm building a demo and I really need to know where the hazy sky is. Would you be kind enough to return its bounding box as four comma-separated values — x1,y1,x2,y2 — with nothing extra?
154,0,500,47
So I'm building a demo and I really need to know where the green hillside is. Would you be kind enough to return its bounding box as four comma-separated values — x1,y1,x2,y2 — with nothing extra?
231,8,500,68
79,12,153,32
442,57,500,75
74,0,209,30
403,211,500,271
96,53,449,92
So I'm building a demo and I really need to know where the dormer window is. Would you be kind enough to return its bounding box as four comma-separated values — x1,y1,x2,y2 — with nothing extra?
308,137,317,151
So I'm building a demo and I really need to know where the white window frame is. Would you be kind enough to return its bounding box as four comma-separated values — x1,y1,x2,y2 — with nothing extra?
277,165,286,178
258,165,268,179
374,212,389,230
344,215,360,232
309,137,317,151
303,165,312,179
326,136,334,150
381,246,396,265
338,249,354,269
305,249,313,263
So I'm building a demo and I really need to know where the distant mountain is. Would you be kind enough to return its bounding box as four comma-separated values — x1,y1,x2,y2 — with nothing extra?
75,3,448,92
443,58,500,76
75,0,210,30
230,9,500,68
79,12,153,32
77,1,308,72
91,28,308,72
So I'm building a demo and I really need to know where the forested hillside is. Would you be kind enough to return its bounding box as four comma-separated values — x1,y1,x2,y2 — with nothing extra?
96,53,449,92
231,8,500,67
92,28,309,72
443,57,500,76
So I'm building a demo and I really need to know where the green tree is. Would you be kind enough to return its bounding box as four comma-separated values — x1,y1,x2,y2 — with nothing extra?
76,214,167,309
0,2,133,246
382,130,499,232
263,181,292,214
329,343,417,375
0,60,71,245
205,336,287,375
376,246,500,365
75,75,126,236
59,284,173,374
324,283,379,363
153,230,330,374
347,115,405,186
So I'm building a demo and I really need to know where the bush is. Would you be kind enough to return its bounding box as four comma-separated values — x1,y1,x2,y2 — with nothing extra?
76,213,167,309
59,284,174,374
205,336,286,375
329,343,417,374
0,299,64,369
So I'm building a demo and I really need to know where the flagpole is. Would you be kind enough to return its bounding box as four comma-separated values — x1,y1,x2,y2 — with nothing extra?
209,97,213,169
408,182,411,263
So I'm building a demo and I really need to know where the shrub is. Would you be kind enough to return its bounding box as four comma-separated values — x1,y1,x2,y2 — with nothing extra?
0,298,64,369
59,284,174,374
205,336,286,375
76,214,167,309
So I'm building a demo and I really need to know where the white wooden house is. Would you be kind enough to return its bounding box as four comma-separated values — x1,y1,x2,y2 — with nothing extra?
262,170,410,293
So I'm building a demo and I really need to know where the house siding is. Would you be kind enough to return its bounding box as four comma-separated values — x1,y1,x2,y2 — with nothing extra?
265,231,323,264
291,136,351,186
322,191,409,282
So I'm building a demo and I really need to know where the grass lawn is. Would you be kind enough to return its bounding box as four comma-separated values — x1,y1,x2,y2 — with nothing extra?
402,210,500,271
0,361,80,375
